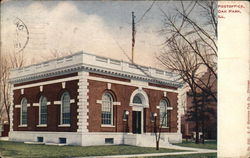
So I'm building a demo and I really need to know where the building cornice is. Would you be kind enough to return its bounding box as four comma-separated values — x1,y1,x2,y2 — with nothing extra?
9,51,183,88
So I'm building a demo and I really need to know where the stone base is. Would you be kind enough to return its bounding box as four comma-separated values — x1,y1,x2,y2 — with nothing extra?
9,131,182,147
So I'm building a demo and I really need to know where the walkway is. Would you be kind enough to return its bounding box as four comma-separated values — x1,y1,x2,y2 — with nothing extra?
75,145,217,158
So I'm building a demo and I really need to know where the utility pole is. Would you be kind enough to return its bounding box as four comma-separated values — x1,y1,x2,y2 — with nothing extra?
131,12,136,63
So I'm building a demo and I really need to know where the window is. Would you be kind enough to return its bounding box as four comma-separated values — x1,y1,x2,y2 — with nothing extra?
37,137,44,142
101,93,113,125
20,98,28,125
159,99,168,127
39,96,47,125
59,137,67,144
105,138,114,144
132,94,142,104
61,92,70,125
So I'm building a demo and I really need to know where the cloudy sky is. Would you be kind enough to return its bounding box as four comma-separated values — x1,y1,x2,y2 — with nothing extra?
1,1,184,67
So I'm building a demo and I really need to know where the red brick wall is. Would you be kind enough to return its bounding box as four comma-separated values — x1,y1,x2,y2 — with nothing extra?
1,124,10,137
13,78,79,132
87,79,178,133
12,72,179,133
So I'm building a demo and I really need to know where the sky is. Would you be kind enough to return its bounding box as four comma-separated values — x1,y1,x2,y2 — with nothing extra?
0,0,194,67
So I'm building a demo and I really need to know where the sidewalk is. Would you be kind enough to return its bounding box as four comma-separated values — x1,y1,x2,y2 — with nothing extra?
75,145,217,158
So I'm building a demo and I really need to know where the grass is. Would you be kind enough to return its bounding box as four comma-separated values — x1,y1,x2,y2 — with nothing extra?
0,140,185,158
174,140,217,150
147,153,217,158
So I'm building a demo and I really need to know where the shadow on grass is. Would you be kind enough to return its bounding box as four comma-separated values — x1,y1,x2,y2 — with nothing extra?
174,140,217,150
0,141,186,158
146,152,217,158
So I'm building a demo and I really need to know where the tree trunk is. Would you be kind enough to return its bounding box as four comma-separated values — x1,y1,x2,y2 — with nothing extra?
195,120,199,144
193,92,200,144
201,120,205,144
201,92,205,144
156,140,159,150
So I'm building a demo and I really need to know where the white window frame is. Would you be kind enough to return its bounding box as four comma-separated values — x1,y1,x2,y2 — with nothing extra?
60,92,71,125
20,97,28,126
159,99,168,127
101,92,114,126
39,96,47,125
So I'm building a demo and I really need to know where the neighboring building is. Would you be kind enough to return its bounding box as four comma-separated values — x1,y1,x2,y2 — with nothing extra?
181,71,217,140
8,51,183,146
0,121,10,137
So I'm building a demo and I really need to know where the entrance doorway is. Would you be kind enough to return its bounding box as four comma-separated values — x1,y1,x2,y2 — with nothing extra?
132,111,141,134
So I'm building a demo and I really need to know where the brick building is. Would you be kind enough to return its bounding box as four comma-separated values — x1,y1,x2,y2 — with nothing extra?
9,51,183,146
181,71,217,140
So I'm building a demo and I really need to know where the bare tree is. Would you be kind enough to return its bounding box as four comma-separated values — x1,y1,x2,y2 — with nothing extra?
157,1,217,143
0,52,25,124
40,49,74,61
153,112,168,150
158,1,217,102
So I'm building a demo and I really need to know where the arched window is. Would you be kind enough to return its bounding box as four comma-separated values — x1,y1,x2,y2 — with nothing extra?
101,93,113,125
20,98,27,125
129,89,149,108
159,99,168,127
132,94,142,104
61,92,70,125
39,96,47,125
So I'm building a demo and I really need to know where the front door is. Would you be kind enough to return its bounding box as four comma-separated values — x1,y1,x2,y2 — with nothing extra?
132,111,141,134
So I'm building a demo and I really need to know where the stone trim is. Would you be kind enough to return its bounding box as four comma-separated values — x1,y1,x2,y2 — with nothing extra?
88,76,179,93
33,103,39,107
70,99,75,103
177,88,182,134
96,100,102,104
10,85,14,131
62,82,66,89
164,91,167,97
54,101,61,105
18,125,27,127
107,83,111,90
58,124,70,127
15,104,21,108
113,102,121,106
40,86,43,92
13,76,80,90
129,89,149,108
101,125,115,128
10,52,182,88
36,124,47,127
167,107,173,110
77,71,89,133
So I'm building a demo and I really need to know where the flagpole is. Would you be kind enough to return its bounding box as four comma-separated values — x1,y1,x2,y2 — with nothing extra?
132,11,135,64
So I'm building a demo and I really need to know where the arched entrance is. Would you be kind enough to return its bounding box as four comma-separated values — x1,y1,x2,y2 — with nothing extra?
129,89,149,134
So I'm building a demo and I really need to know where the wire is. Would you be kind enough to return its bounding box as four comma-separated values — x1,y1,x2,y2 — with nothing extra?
135,0,156,24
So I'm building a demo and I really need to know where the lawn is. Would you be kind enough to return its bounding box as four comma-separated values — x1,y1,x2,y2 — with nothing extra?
0,140,185,158
174,140,217,150
147,153,217,158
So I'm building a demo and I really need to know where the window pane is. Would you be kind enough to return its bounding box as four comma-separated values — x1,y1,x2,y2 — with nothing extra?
21,98,27,125
40,96,47,124
133,94,142,104
160,100,168,126
101,93,113,125
61,92,70,124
